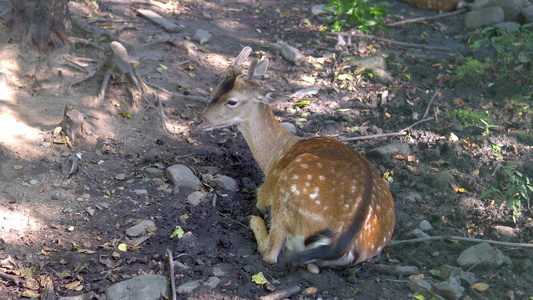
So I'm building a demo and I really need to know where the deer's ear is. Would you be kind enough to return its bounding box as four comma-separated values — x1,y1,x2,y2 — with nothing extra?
253,59,269,78
256,90,290,105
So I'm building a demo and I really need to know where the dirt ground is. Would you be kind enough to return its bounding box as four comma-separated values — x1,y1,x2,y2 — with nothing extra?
1,0,533,299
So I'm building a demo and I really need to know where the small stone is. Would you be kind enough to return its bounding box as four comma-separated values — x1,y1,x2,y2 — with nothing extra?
29,179,38,185
367,143,411,158
311,4,328,16
212,266,226,277
307,263,320,274
166,164,202,193
406,228,430,239
418,220,433,232
193,29,212,44
210,175,239,191
440,265,463,280
176,279,202,294
280,122,298,135
203,276,221,289
63,208,74,214
126,220,157,237
187,191,205,206
67,226,75,231
279,43,305,65
407,278,432,293
456,243,506,270
86,207,96,216
106,274,169,300
134,189,148,195
144,167,165,176
431,277,464,300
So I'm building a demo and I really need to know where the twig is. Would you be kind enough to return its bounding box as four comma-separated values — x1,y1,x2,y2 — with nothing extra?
259,285,300,300
339,90,439,141
0,271,23,285
387,8,467,27
217,211,248,228
386,235,533,249
145,82,210,104
327,32,451,52
156,95,168,133
166,249,177,300
67,37,106,51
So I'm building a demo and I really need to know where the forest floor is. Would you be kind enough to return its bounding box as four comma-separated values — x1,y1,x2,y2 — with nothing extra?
1,0,533,299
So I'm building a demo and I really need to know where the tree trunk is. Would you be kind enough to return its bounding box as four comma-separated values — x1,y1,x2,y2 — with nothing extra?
12,0,70,52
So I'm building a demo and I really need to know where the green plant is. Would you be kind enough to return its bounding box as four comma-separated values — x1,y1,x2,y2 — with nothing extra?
324,0,389,33
491,144,503,160
481,163,533,223
445,109,489,126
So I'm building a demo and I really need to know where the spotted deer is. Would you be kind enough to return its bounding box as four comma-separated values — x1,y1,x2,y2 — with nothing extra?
404,0,465,11
198,47,395,267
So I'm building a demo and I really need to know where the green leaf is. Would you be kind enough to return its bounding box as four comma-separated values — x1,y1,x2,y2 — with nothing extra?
251,272,269,285
170,226,185,239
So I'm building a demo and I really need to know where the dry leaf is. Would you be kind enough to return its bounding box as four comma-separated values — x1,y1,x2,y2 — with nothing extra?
407,155,416,162
65,280,82,290
472,282,489,292
393,153,406,160
407,165,420,175
471,169,480,176
13,165,23,170
115,174,126,180
21,290,40,298
39,186,46,193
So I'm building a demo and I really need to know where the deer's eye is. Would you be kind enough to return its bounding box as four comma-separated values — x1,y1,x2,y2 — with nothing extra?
226,100,238,106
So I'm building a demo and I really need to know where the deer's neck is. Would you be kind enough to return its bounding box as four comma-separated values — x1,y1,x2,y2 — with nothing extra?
237,104,302,173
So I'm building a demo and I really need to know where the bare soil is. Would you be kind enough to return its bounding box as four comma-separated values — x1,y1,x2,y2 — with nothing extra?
1,0,533,299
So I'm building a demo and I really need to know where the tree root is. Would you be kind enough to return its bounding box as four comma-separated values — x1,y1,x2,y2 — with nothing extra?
387,235,533,249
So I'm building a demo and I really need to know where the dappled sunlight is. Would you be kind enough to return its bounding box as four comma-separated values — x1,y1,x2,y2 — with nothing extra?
0,207,44,244
0,106,43,149
0,44,21,104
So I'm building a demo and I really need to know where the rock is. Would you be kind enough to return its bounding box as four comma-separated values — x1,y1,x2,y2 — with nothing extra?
58,292,96,300
403,191,423,202
203,276,221,289
418,220,433,232
193,29,212,44
431,277,464,300
440,265,463,280
281,122,297,135
187,191,206,206
176,277,221,294
521,6,533,23
106,274,169,300
367,143,411,158
86,206,95,216
377,264,420,278
459,271,477,286
492,225,519,241
407,278,432,293
279,43,305,65
126,220,157,237
350,55,387,70
456,243,506,270
166,164,202,193
494,21,521,33
134,189,148,195
144,167,165,176
210,175,239,191
427,170,456,190
406,228,430,239
176,279,202,294
471,0,528,21
465,7,505,29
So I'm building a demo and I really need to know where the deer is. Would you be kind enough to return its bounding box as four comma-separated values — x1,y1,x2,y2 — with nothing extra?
197,47,395,267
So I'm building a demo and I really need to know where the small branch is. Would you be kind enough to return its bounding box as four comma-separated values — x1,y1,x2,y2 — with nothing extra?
217,211,249,228
339,90,439,142
0,272,24,285
166,249,177,300
387,235,533,249
387,8,467,27
67,37,106,51
259,285,300,300
327,32,451,52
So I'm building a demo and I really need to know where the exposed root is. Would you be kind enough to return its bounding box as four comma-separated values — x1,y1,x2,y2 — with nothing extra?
387,235,533,249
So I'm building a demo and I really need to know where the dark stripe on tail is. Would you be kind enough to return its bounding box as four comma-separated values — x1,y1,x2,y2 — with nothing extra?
289,162,375,265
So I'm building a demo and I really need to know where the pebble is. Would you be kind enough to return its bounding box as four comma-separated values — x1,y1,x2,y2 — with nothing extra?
29,179,38,185
86,207,96,216
279,43,305,65
281,122,298,135
307,263,320,274
418,220,433,232
193,29,212,44
210,175,239,191
144,167,165,176
187,191,205,206
456,243,507,270
106,274,169,300
431,277,464,300
134,189,148,195
166,164,202,193
126,220,157,237
377,264,420,278
367,143,411,158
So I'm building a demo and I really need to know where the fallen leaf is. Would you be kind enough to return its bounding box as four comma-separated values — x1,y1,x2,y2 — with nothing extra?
472,282,489,292
21,290,40,298
407,165,420,175
118,243,128,252
65,280,81,290
170,226,184,239
13,165,23,170
471,169,479,176
251,272,269,285
39,186,46,194
115,173,126,180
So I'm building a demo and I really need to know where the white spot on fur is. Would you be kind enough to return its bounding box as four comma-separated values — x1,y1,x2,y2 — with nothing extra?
315,200,321,205
307,174,312,180
292,174,299,180
310,187,320,199
301,163,309,169
319,175,325,181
